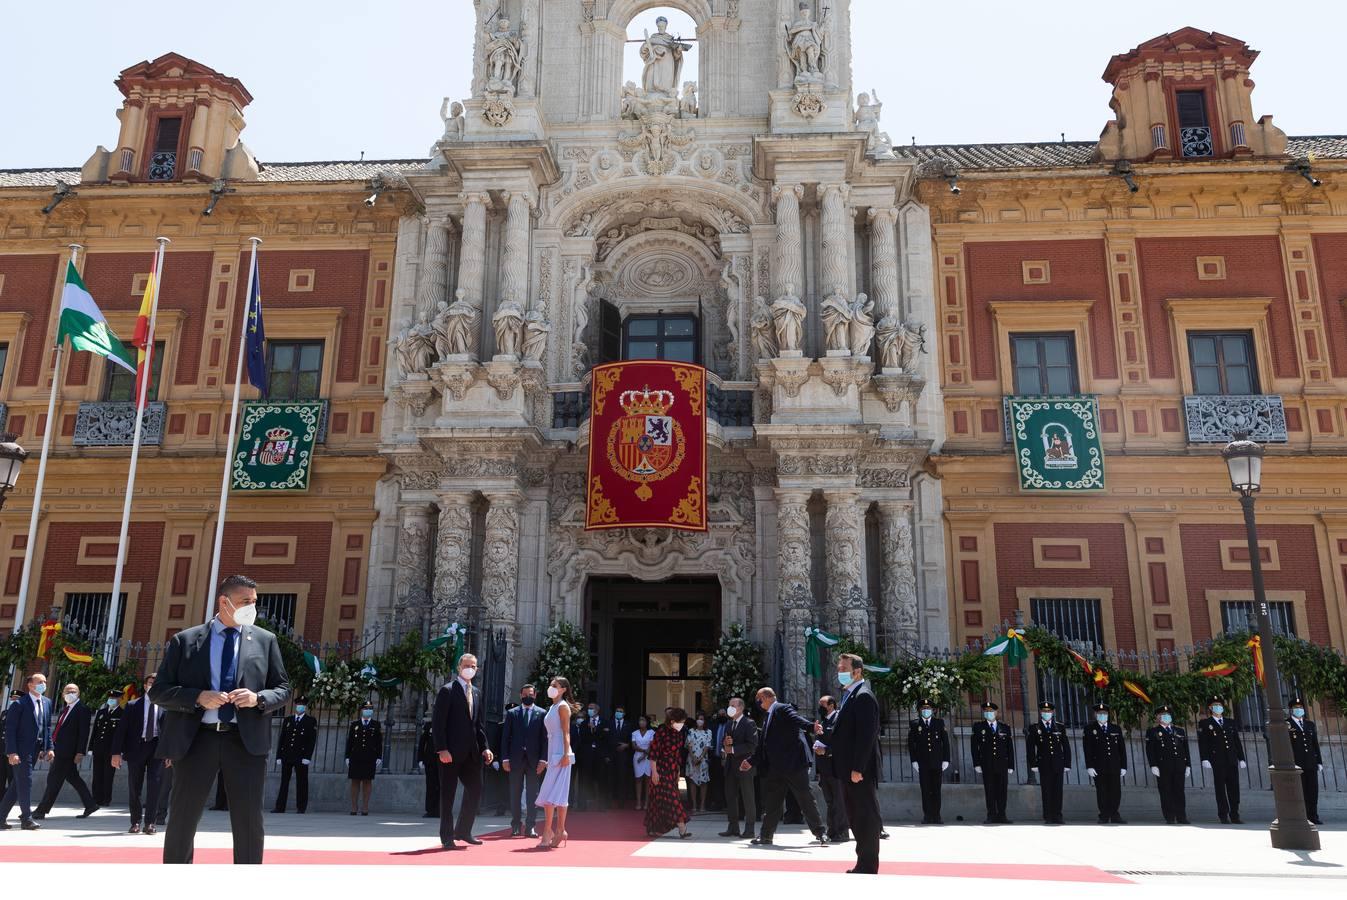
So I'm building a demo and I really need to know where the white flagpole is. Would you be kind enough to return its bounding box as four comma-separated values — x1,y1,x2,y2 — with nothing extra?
106,236,169,665
11,243,80,635
206,237,261,622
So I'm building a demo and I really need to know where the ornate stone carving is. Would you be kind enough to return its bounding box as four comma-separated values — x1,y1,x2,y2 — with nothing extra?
441,287,482,358
457,192,488,309
439,361,477,401
771,283,806,355
416,216,450,317
572,262,595,376
395,506,434,607
397,379,436,417
395,308,437,377
819,183,851,298
438,99,465,143
870,371,924,416
500,191,532,306
680,81,699,118
825,492,868,634
792,86,826,119
750,295,778,361
522,307,550,363
876,501,919,648
784,3,828,85
485,363,522,400
618,104,695,177
639,17,691,99
854,91,895,158
482,16,525,96
772,184,804,299
595,216,719,261
777,454,857,477
776,491,812,604
850,293,875,358
482,495,521,621
876,316,927,373
821,289,852,353
492,302,525,359
433,497,473,605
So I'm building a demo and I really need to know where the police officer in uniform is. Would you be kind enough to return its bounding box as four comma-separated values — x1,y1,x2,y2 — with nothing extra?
907,698,950,825
1026,700,1071,824
1145,705,1190,824
416,711,440,817
971,700,1014,824
88,690,123,807
1083,702,1127,824
1197,695,1245,824
0,690,19,799
272,696,317,813
1286,697,1323,825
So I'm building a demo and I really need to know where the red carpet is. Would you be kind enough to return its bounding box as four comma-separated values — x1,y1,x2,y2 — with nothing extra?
0,813,1129,883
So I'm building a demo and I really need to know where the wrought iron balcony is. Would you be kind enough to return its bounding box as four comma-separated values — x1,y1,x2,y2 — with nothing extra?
148,150,177,181
73,402,167,447
1183,394,1287,444
551,391,590,429
1180,126,1213,158
708,383,754,427
0,402,7,433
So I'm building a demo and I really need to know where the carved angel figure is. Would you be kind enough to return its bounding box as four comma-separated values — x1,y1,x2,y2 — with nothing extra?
849,293,876,358
785,3,826,83
679,81,699,118
750,295,778,361
820,290,853,353
442,287,482,357
492,300,526,358
854,90,894,157
522,307,550,362
771,284,807,354
483,17,524,95
396,309,437,377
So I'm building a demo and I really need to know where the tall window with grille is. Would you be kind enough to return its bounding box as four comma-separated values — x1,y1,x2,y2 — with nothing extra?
1221,599,1296,730
1177,90,1213,158
1030,597,1105,727
147,117,182,181
255,593,298,632
623,313,699,363
104,341,164,402
1010,333,1079,395
267,341,324,400
62,592,129,661
1188,331,1258,395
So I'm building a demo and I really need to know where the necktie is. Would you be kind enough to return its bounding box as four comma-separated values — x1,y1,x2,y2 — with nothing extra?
220,627,238,724
54,706,70,741
464,682,473,718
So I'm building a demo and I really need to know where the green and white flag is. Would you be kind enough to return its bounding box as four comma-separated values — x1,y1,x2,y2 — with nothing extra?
303,651,323,675
58,261,135,371
983,627,1029,666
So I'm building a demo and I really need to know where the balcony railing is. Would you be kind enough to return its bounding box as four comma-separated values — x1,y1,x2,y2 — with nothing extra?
0,402,8,433
147,150,177,181
73,402,167,447
549,382,755,430
1180,126,1213,158
1183,394,1287,444
551,390,590,429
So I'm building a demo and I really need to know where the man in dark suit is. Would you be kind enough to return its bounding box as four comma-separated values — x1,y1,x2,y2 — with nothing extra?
1083,702,1128,824
1287,697,1324,825
113,674,165,833
89,689,123,807
817,653,882,875
151,574,291,864
501,684,547,836
611,704,634,810
0,690,20,800
417,711,439,817
717,696,759,839
1197,694,1246,824
33,682,97,819
272,696,317,813
433,651,493,849
1026,700,1071,825
907,697,951,825
812,694,849,841
971,700,1014,824
575,702,615,811
1,673,52,830
751,686,827,846
1145,705,1190,824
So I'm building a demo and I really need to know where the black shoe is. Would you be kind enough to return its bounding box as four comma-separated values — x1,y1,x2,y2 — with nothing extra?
1000,818,1014,825
422,811,437,818
1311,817,1324,825
880,831,890,839
750,836,773,846
718,829,741,837
1176,818,1191,825
830,833,851,842
272,809,286,814
441,840,463,850
129,823,141,834
361,812,369,816
31,812,46,821
1098,816,1109,824
742,831,755,841
349,811,357,816
931,818,944,825
1219,816,1230,824
1111,816,1127,824
144,824,157,835
297,810,305,815
812,830,829,845
21,819,41,831
459,835,483,845
524,828,537,839
984,818,996,825
1230,816,1243,825
79,805,99,819
0,822,10,830
511,826,521,837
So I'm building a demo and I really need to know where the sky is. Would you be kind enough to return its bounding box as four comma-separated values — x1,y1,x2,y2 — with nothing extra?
0,1,1339,169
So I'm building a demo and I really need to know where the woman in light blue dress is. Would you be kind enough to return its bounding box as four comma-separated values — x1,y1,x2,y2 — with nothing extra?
535,676,576,849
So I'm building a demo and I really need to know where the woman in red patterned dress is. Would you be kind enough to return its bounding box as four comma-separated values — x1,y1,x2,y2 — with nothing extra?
644,707,694,839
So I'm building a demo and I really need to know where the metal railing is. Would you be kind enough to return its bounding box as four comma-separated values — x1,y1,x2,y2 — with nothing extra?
1183,394,1287,443
72,401,167,447
550,377,755,430
1181,126,1214,158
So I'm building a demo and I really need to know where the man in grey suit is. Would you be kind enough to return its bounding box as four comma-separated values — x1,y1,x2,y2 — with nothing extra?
151,575,290,864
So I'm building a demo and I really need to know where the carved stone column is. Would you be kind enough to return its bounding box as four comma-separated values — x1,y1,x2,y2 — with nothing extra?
868,207,899,320
457,192,489,307
434,492,475,614
481,492,522,621
776,489,814,704
875,500,919,653
819,184,851,299
499,190,533,306
394,505,434,609
415,215,451,318
772,183,804,299
824,490,869,639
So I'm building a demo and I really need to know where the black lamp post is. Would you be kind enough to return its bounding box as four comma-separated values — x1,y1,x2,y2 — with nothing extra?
1221,431,1319,850
0,433,28,511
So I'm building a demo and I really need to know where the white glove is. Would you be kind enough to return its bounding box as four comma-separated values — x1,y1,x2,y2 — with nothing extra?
1150,766,1160,777
1087,768,1097,778
1184,768,1191,778
1064,768,1071,773
1030,767,1038,773
1319,764,1325,771
302,759,310,766
941,761,949,771
275,759,281,767
974,766,982,774
1007,769,1014,774
1201,760,1212,769
912,762,919,772
1120,769,1127,776
417,762,424,771
1238,760,1246,770
344,758,349,766
375,759,382,768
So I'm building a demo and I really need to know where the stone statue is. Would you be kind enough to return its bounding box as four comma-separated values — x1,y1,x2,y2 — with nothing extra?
721,260,742,360
785,3,826,84
442,287,482,357
820,289,853,353
898,320,928,372
483,16,525,95
492,300,526,358
875,312,902,370
640,16,691,99
679,81,699,118
438,98,465,142
771,283,807,355
849,293,876,358
430,299,454,359
572,263,595,374
395,309,436,377
564,212,594,237
522,307,550,362
750,295,778,360
854,90,894,158
620,80,641,119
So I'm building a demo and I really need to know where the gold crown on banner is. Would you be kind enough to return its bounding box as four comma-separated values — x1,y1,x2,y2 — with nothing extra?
265,426,293,441
619,385,674,416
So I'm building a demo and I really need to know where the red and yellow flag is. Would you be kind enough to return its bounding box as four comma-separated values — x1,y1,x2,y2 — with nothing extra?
37,620,62,659
1066,647,1095,677
62,646,94,665
1246,636,1266,686
121,683,139,704
1198,662,1237,678
1093,668,1111,688
1122,680,1151,705
131,255,157,408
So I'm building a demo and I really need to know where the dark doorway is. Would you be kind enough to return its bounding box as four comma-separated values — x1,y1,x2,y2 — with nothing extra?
587,576,721,721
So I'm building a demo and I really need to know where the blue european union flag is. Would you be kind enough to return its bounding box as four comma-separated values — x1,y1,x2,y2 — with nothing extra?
245,265,267,398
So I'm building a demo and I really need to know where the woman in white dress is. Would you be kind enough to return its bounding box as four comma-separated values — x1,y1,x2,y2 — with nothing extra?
535,676,576,849
630,715,655,811
685,713,712,813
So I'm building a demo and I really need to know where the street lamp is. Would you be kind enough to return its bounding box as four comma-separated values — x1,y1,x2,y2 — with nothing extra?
1221,431,1319,850
0,433,28,511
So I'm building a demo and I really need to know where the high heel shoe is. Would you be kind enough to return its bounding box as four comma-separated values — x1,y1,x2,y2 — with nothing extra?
535,830,552,850
550,830,568,848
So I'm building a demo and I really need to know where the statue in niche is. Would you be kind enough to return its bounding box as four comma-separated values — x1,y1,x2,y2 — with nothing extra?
721,261,742,363
875,312,902,370
849,293,876,358
821,290,853,352
898,320,928,372
396,309,437,377
640,16,691,99
442,287,482,357
430,299,455,359
493,300,526,359
483,16,525,95
522,307,550,362
679,81,699,118
750,295,778,361
854,91,895,158
771,283,806,354
785,3,827,84
572,263,595,374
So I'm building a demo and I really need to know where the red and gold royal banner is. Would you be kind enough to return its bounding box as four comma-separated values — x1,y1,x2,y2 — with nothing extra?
586,360,707,532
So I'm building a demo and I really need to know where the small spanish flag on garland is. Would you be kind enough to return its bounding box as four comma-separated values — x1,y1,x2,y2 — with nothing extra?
122,683,139,703
1246,635,1266,686
1122,680,1152,705
1197,661,1238,678
1066,647,1095,677
62,646,94,665
36,620,62,659
1093,668,1111,688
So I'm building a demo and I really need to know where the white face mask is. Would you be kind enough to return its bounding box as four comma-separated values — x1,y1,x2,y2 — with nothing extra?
64,693,79,705
226,598,258,627
725,707,736,718
460,667,476,681
671,722,684,732
106,699,119,709
547,686,561,700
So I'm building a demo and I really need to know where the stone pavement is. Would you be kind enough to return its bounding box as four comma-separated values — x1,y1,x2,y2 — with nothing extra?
2,802,1345,897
